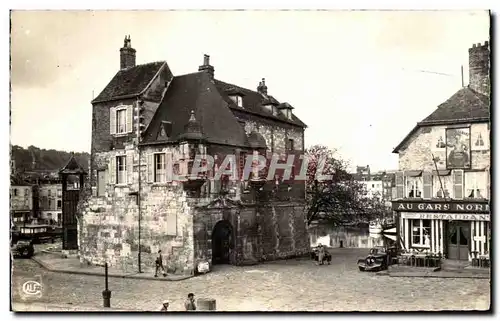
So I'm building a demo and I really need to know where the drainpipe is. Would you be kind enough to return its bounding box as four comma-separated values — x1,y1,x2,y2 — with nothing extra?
136,98,143,273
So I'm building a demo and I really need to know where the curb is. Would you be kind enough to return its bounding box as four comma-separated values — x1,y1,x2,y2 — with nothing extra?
387,272,490,279
31,256,195,282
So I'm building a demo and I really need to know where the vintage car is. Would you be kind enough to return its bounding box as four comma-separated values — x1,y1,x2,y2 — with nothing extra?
11,239,35,258
310,246,332,265
357,246,398,272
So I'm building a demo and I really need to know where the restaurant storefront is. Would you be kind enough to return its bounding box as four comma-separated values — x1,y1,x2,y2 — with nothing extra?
392,200,490,261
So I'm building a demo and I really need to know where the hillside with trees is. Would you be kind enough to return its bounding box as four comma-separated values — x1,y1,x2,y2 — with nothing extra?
11,145,90,173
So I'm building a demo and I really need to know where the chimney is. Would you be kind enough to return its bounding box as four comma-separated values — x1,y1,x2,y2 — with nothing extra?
198,54,214,80
468,40,490,96
257,78,268,95
120,35,136,70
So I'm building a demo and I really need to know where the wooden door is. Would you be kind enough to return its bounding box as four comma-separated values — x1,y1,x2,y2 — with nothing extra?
447,222,470,260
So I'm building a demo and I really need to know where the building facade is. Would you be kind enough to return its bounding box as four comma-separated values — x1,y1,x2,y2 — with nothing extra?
78,37,310,274
391,41,490,261
352,167,396,207
10,182,34,226
38,180,63,225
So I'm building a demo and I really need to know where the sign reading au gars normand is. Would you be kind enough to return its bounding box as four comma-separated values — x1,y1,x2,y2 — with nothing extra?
392,201,490,214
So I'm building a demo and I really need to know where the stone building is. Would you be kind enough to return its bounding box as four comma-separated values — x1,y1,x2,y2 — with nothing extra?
391,41,490,261
10,177,34,227
38,177,63,225
78,36,310,274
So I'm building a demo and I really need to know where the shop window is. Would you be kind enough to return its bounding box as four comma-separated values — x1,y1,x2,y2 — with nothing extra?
411,219,431,248
406,176,422,198
465,171,487,199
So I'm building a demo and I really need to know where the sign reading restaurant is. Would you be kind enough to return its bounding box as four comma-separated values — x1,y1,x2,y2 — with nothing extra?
400,212,489,221
392,200,490,214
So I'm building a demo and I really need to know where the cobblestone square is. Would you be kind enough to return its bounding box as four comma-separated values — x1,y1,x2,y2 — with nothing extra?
12,249,490,312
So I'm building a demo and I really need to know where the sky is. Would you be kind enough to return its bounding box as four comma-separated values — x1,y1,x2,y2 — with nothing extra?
10,10,490,172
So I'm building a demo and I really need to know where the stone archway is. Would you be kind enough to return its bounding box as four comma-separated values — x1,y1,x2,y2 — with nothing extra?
212,220,234,265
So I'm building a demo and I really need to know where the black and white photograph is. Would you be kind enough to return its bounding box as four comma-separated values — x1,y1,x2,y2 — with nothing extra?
8,7,491,313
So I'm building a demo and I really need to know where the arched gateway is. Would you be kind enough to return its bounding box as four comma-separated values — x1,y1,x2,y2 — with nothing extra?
212,220,234,265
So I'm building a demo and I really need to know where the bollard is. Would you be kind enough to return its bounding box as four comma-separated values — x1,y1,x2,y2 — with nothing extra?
197,298,216,311
339,240,343,248
102,263,112,308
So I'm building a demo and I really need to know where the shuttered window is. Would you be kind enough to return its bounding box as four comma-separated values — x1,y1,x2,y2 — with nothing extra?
395,171,404,199
147,152,173,183
116,156,127,184
110,105,133,135
453,169,464,199
109,156,116,184
422,172,433,199
110,107,116,135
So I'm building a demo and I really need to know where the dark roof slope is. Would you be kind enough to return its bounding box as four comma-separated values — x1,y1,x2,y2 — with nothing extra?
214,80,307,128
393,87,490,153
142,72,249,147
92,62,167,103
59,154,88,175
419,87,490,124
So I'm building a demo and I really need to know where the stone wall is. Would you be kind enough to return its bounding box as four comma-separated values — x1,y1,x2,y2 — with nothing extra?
398,123,490,171
79,143,196,275
192,197,309,270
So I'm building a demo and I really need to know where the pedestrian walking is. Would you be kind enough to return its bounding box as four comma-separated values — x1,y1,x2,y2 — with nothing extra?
185,293,196,311
155,250,167,277
159,300,169,311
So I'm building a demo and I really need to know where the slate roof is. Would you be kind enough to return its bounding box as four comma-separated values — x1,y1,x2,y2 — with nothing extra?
142,72,249,147
59,154,88,175
92,61,167,103
214,80,307,128
393,87,490,153
419,87,490,124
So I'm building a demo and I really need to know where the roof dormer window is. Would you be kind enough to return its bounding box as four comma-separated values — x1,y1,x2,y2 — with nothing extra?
230,95,243,108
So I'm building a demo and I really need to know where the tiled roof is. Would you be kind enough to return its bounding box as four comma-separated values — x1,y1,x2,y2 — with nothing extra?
393,86,490,153
214,80,307,128
419,87,490,124
142,72,249,147
92,62,168,103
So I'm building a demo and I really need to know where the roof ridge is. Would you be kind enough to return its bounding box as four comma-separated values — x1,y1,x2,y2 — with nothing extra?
215,79,261,95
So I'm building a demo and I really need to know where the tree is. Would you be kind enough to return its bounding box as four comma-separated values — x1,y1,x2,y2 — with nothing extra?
305,145,389,226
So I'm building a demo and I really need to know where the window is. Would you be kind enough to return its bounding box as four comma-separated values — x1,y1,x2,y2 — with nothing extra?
433,175,452,198
48,199,52,209
48,190,51,197
406,176,422,198
230,95,243,107
411,219,431,247
13,189,17,196
116,109,127,133
287,139,294,151
57,200,62,209
116,156,127,184
154,153,166,183
465,171,487,199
